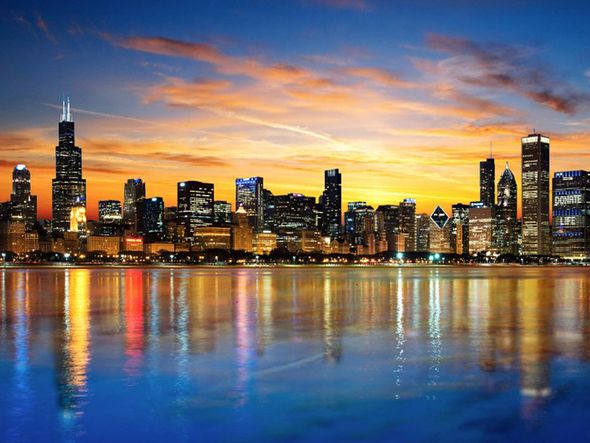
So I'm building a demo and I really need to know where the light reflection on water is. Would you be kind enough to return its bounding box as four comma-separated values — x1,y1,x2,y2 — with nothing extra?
1,266,590,442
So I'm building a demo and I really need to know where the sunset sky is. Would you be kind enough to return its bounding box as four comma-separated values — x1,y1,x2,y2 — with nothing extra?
1,0,590,219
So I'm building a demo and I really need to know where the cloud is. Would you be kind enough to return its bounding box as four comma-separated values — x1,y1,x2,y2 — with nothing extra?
35,13,58,45
426,33,590,114
341,67,417,89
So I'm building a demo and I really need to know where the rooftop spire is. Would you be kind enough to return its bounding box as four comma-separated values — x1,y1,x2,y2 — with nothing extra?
60,95,72,122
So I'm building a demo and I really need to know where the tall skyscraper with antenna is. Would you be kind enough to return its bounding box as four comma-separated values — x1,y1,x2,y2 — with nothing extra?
51,97,87,232
479,144,495,207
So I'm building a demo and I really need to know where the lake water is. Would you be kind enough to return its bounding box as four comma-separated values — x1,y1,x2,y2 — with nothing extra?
1,266,590,442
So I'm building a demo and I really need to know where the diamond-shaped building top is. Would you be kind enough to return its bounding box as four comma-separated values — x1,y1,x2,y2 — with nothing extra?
430,205,449,230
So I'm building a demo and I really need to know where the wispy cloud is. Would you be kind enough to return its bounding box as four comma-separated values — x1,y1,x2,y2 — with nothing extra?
35,13,58,45
426,33,590,114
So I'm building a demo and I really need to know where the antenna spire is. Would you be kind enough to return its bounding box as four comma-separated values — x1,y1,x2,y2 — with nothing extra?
61,96,66,122
66,96,71,121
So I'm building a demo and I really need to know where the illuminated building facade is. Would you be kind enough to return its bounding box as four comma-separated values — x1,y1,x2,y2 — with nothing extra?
480,157,495,207
87,235,121,256
10,164,37,230
123,178,146,231
194,226,231,250
253,231,277,255
99,200,122,223
321,168,342,239
451,203,469,254
52,98,86,232
137,197,165,242
177,180,214,241
213,200,232,226
399,198,416,252
552,170,590,259
235,177,264,230
496,163,518,254
468,202,495,254
415,213,430,252
429,205,452,253
522,134,551,255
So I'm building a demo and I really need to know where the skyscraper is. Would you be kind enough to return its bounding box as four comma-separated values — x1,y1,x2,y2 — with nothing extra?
262,188,276,232
480,157,495,207
177,180,214,241
429,205,452,253
399,198,416,252
375,205,399,252
51,98,86,232
235,177,263,231
123,178,146,231
137,197,165,242
98,200,122,223
496,162,518,254
214,201,232,226
552,170,590,259
451,203,469,254
10,164,37,231
522,133,551,255
468,202,495,254
274,193,316,231
321,168,342,239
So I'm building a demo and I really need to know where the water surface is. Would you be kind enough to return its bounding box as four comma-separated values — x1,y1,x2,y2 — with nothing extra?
1,266,590,442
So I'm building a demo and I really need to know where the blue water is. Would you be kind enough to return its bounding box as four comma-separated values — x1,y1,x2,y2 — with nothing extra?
1,266,590,442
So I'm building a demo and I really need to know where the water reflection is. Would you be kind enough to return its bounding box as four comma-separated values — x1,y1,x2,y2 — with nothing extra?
1,266,590,442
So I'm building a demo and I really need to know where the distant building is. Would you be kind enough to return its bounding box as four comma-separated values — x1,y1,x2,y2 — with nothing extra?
69,205,87,233
321,169,342,239
98,200,122,223
429,206,452,253
123,178,146,231
451,203,469,254
0,220,26,254
213,200,232,226
177,180,214,242
262,188,276,231
144,242,175,254
194,226,231,250
496,162,518,254
10,164,37,230
480,157,495,207
138,197,165,242
87,235,120,256
232,206,253,252
253,231,277,255
274,193,316,231
52,98,86,232
468,202,495,254
553,170,590,259
376,205,399,252
344,202,366,241
399,199,416,252
522,134,551,255
235,177,264,231
415,213,430,252
122,235,143,252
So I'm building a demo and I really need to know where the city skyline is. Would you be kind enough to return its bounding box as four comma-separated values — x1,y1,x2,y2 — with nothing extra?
2,1,590,219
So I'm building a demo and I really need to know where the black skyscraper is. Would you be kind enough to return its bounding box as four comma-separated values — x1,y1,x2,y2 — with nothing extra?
138,197,165,242
51,98,86,232
480,157,495,207
321,169,342,239
123,178,146,231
